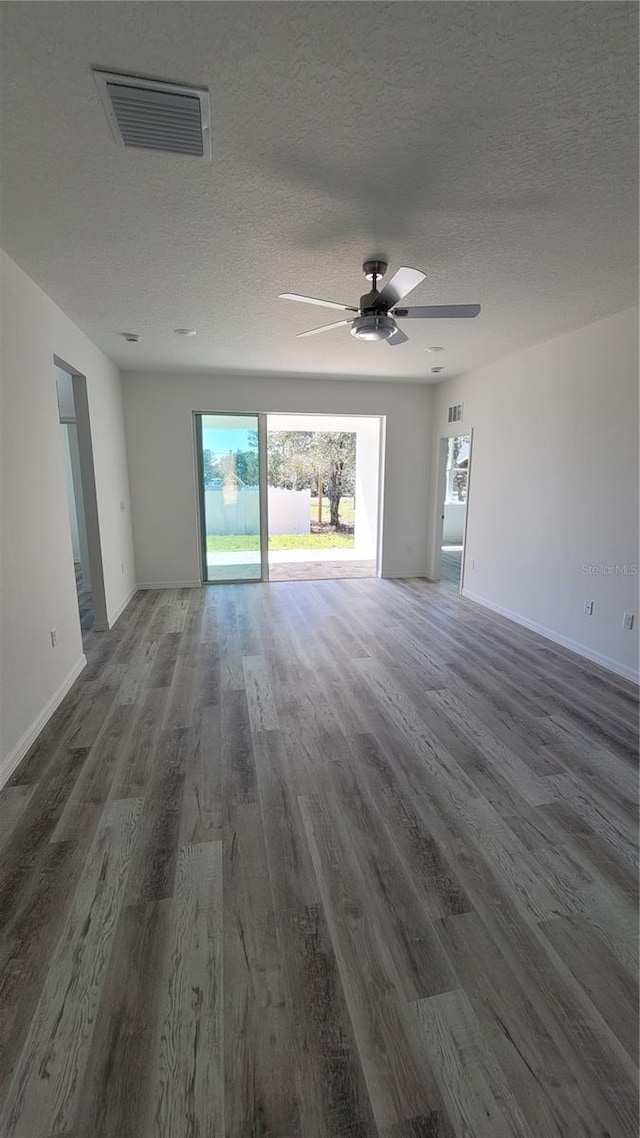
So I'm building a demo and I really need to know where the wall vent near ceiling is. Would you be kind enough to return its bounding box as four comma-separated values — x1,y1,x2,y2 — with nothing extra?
448,403,464,424
93,70,211,158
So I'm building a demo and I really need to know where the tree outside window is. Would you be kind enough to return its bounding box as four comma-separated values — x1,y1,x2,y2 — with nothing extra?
446,436,469,503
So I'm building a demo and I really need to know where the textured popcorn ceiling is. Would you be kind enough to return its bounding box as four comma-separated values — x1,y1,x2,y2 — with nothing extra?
0,2,637,381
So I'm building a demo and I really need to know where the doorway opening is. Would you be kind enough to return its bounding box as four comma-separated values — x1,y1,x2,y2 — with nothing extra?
266,414,382,582
55,360,108,632
440,434,471,590
195,412,383,583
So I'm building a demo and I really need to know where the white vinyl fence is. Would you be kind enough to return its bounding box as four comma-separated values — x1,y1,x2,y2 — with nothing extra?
205,487,310,536
443,502,466,544
267,488,310,535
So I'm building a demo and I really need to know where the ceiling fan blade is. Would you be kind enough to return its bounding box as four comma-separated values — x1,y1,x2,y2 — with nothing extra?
377,267,426,310
297,319,353,338
279,293,358,313
386,327,409,346
392,304,481,319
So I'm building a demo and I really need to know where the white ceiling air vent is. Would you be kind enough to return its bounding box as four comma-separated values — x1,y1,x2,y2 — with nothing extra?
93,70,211,158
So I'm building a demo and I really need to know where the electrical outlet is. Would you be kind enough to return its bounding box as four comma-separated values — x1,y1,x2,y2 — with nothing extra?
120,500,126,512
470,558,475,569
121,562,125,574
623,612,635,630
50,628,57,648
584,600,594,616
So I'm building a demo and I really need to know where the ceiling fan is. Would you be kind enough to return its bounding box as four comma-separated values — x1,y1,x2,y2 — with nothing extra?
279,260,480,345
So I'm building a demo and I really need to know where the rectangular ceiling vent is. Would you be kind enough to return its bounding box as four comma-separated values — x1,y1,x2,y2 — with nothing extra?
94,70,210,158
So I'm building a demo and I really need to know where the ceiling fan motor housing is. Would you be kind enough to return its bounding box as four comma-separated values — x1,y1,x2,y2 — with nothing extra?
359,287,383,312
362,259,387,282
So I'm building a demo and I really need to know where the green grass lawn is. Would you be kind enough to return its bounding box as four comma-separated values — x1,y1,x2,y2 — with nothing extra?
310,496,354,526
206,535,260,552
272,532,354,550
206,532,354,552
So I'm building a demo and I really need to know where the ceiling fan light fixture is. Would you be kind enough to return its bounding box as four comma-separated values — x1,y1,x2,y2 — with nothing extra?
351,313,397,342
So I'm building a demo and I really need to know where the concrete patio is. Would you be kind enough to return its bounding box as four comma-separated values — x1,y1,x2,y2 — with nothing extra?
206,547,376,582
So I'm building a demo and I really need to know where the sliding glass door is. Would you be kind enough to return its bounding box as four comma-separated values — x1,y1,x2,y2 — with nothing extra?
195,410,383,585
195,413,266,582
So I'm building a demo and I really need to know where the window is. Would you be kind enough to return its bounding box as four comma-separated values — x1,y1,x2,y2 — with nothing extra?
445,436,469,503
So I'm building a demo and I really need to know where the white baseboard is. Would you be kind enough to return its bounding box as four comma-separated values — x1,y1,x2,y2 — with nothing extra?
108,584,138,628
462,589,639,684
382,570,427,580
137,581,202,590
0,655,87,790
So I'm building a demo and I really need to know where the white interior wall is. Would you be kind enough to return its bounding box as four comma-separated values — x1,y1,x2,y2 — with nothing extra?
122,373,432,586
0,250,136,777
429,307,639,680
353,418,380,559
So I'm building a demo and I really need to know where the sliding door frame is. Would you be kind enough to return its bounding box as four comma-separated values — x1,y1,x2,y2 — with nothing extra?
257,413,269,581
194,410,269,585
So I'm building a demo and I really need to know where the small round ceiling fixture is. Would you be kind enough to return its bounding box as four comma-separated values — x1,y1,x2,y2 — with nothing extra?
431,366,444,374
121,332,140,343
425,345,445,353
174,328,197,337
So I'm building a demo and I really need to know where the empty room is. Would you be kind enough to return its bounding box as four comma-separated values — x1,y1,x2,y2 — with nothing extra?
0,3,638,1136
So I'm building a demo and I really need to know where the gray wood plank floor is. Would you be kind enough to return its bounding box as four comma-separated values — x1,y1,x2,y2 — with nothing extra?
0,578,638,1137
